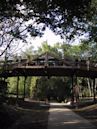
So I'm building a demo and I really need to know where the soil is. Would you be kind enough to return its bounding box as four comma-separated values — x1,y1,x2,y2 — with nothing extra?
0,100,49,129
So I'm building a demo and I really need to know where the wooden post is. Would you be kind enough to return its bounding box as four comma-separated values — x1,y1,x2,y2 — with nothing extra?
71,75,74,105
93,78,96,102
16,76,19,103
71,76,74,89
23,76,27,100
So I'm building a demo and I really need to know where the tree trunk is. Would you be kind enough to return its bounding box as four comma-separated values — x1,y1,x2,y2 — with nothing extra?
87,78,92,97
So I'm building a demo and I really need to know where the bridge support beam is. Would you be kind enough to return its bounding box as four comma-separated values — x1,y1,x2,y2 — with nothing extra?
71,75,78,106
23,76,27,100
16,76,19,103
71,75,74,105
93,78,96,103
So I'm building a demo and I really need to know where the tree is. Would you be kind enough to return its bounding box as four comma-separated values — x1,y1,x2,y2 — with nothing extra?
8,77,17,94
30,77,38,99
0,16,42,58
38,41,52,54
21,46,36,60
36,77,48,100
0,0,96,51
87,0,97,42
50,77,66,102
38,41,62,58
34,76,72,102
60,43,82,59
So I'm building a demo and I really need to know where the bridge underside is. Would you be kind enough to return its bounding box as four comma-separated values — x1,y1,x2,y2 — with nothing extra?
1,66,97,78
0,52,97,103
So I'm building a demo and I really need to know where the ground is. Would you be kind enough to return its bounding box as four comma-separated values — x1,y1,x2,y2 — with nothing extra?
0,100,49,129
72,101,97,127
0,99,97,129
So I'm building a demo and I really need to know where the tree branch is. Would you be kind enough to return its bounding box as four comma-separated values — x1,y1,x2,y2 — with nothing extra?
0,38,14,57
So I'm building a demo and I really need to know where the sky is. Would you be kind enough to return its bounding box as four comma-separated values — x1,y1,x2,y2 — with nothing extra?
20,28,81,52
10,27,86,56
1,26,86,58
0,26,81,57
25,28,64,50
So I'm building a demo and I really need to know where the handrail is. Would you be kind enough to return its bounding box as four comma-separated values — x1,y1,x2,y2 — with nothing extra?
1,58,97,71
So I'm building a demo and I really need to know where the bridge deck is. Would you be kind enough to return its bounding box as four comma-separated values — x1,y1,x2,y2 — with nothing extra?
0,52,97,78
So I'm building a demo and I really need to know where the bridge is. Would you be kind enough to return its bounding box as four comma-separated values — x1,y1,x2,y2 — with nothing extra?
0,52,97,102
0,52,97,78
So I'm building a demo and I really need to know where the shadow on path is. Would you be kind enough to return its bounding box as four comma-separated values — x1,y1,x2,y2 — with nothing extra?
0,100,49,129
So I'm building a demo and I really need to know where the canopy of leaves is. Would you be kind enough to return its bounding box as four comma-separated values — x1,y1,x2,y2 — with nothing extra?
0,0,95,39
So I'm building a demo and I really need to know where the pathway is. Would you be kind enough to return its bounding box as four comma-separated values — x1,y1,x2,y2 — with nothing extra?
47,102,97,129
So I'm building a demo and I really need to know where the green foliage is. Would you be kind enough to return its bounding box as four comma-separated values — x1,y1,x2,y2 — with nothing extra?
51,77,65,102
8,77,29,97
19,77,25,95
0,0,97,58
21,46,35,60
61,44,82,58
37,41,61,58
36,77,48,100
81,79,88,88
25,77,32,97
30,77,38,99
82,88,91,97
35,77,72,102
8,77,17,94
0,0,96,40
61,44,71,57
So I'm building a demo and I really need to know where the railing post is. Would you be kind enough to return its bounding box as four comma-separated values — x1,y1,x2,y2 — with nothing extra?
23,76,27,100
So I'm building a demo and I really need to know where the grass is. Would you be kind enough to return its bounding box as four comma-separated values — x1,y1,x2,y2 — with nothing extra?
0,99,50,129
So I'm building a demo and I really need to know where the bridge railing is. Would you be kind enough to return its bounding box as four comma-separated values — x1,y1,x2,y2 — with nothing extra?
1,58,97,72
